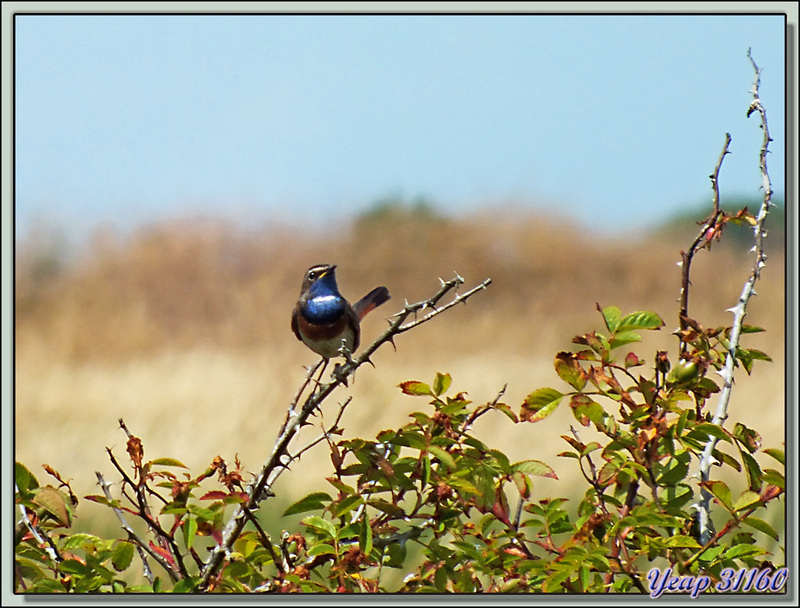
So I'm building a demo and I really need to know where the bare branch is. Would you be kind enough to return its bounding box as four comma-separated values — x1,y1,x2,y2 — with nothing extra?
696,49,774,545
94,471,179,583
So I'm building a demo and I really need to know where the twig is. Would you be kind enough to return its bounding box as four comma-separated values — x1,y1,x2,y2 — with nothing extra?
678,134,731,351
286,396,353,468
94,471,179,583
696,49,774,545
197,274,492,591
457,384,507,444
15,485,63,566
241,505,284,575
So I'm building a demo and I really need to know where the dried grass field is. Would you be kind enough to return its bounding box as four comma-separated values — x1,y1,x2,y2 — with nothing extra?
14,205,786,539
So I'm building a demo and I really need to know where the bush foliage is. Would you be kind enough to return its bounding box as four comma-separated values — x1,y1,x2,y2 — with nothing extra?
14,55,785,596
14,288,785,594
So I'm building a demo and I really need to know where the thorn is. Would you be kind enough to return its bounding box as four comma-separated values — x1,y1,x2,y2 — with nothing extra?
438,277,446,287
333,362,352,387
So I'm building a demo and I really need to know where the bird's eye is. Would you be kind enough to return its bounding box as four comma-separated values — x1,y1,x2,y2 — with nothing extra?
308,271,316,281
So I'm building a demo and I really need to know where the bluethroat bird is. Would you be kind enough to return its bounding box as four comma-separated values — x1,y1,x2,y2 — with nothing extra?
291,264,391,360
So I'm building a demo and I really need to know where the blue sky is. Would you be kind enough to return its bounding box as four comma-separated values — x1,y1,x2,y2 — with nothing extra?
14,12,788,243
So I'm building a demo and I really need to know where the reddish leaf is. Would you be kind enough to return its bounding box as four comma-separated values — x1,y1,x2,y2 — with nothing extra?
199,491,228,501
149,541,176,567
127,436,144,469
624,352,643,368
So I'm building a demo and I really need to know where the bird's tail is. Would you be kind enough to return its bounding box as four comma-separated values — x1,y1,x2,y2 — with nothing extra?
354,286,391,320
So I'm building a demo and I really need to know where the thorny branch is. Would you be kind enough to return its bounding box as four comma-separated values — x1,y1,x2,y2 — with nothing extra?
15,488,63,567
95,471,176,583
197,274,492,591
678,133,731,352
696,49,774,544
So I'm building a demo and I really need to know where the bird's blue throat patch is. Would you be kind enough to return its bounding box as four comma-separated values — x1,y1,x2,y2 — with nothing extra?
303,293,346,324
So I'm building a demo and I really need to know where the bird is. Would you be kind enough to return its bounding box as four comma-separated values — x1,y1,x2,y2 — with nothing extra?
291,264,391,360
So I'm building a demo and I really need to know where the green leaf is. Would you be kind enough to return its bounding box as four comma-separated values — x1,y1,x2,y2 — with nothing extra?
554,352,587,390
183,516,197,550
421,454,431,488
148,458,188,468
359,517,373,555
743,516,779,541
111,541,135,572
763,448,785,465
223,492,249,505
427,445,457,470
487,449,511,474
447,478,482,496
662,535,701,548
698,545,725,562
29,578,67,593
690,423,731,443
367,498,407,519
398,381,432,396
185,504,217,521
762,469,784,489
570,394,606,428
511,459,557,479
711,448,741,472
609,330,642,350
520,388,564,423
543,568,572,593
746,348,772,361
15,462,39,494
283,492,332,517
59,559,92,575
734,491,762,512
675,409,691,438
385,539,407,568
432,372,452,396
330,494,363,518
306,543,336,557
740,450,763,492
302,515,337,540
740,324,766,333
597,460,619,485
616,310,665,332
723,544,766,560
493,401,519,423
656,453,690,487
62,533,104,550
172,578,198,593
600,305,622,332
706,480,733,511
